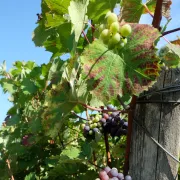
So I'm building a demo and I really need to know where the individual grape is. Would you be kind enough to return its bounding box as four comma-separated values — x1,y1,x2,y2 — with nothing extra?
89,120,93,124
81,124,85,130
107,13,118,25
119,119,125,126
120,24,132,37
105,11,111,18
89,130,93,135
117,173,124,180
125,175,132,180
84,126,90,132
123,122,128,129
97,122,102,127
103,113,109,119
116,42,125,49
93,123,98,128
90,124,94,129
93,128,99,133
99,24,106,33
108,168,118,178
110,22,120,33
111,177,119,180
101,175,109,180
94,116,100,123
115,128,124,137
95,178,101,180
100,118,106,124
104,166,111,173
111,33,121,45
100,29,110,41
99,170,107,179
97,114,102,119
106,116,112,123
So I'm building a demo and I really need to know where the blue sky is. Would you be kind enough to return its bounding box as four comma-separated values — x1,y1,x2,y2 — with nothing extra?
0,0,180,123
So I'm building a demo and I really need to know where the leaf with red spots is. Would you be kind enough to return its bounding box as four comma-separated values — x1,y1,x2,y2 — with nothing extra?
81,24,161,103
119,0,172,23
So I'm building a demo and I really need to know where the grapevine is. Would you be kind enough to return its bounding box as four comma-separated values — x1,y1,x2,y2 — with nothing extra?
0,0,179,180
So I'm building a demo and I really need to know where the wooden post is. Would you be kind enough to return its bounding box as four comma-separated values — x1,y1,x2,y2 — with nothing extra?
129,68,180,180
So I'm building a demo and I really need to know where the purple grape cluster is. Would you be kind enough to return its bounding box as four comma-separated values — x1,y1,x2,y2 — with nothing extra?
101,105,128,138
96,166,132,180
82,105,128,139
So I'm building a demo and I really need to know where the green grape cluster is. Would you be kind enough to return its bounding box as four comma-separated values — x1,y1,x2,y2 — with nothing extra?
99,11,132,50
81,114,103,137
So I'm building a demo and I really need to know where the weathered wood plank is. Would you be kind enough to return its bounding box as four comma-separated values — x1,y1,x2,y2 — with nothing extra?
129,69,180,180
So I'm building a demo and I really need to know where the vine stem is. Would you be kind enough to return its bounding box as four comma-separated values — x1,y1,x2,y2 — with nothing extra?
86,108,90,119
82,30,90,44
162,27,180,36
104,132,112,167
93,151,98,170
91,20,95,41
123,96,137,176
78,101,128,113
152,0,163,29
6,159,14,180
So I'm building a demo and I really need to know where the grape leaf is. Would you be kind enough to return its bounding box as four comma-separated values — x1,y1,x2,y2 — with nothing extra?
87,0,118,24
120,0,172,23
21,78,38,95
159,44,180,67
119,0,144,23
61,146,80,159
32,23,53,47
25,172,36,180
81,24,160,102
44,0,70,28
68,0,89,42
0,79,16,94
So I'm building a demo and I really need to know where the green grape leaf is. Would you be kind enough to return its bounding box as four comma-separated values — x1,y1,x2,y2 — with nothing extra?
32,23,53,47
25,172,36,180
44,23,74,55
6,115,20,126
68,0,89,42
119,0,144,23
80,141,92,159
61,146,80,159
81,24,160,102
45,13,65,27
48,161,88,177
44,0,70,28
21,78,38,95
29,117,42,133
0,79,16,94
87,0,118,24
159,44,180,68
